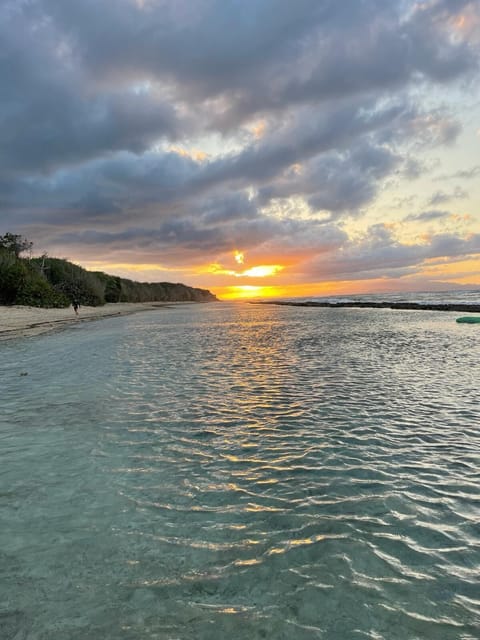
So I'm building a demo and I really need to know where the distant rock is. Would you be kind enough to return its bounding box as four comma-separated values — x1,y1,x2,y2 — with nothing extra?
252,300,480,313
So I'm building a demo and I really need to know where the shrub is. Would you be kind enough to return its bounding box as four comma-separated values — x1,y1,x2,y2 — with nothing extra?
16,268,70,308
30,257,105,306
2,241,217,308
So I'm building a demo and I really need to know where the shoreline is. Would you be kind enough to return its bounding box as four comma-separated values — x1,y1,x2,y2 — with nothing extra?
0,302,176,341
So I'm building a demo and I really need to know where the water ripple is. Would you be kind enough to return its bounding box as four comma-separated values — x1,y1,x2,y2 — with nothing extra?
1,304,479,638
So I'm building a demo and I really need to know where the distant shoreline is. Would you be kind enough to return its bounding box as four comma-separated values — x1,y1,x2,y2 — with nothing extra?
0,302,181,341
250,300,480,313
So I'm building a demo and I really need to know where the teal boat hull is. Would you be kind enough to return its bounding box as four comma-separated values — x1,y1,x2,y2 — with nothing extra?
456,316,480,324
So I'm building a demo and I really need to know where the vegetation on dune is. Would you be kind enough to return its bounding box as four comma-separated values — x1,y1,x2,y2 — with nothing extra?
0,233,217,307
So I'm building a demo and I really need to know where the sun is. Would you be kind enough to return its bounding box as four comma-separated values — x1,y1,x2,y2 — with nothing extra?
219,285,276,300
203,251,287,299
215,281,306,299
234,250,245,265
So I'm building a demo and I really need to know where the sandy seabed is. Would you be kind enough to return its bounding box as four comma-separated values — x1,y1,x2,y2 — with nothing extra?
0,302,172,341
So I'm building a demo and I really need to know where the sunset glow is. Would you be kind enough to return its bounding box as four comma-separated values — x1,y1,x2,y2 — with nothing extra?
205,260,285,281
240,265,284,278
1,1,479,300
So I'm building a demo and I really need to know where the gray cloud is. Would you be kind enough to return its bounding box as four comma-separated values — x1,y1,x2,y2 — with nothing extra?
258,143,400,215
428,187,468,206
1,97,410,224
48,0,474,130
198,192,258,225
2,0,476,177
201,98,411,188
436,165,480,181
404,210,451,223
1,0,479,284
0,2,183,178
47,212,345,268
302,225,480,281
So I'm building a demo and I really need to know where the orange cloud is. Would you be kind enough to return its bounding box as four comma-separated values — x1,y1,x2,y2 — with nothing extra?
81,261,179,273
205,262,284,278
419,257,480,282
240,265,283,277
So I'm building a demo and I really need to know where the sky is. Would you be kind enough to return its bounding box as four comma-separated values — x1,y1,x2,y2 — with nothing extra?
1,0,479,300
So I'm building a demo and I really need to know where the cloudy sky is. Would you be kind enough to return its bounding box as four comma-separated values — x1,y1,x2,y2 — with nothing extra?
1,0,479,299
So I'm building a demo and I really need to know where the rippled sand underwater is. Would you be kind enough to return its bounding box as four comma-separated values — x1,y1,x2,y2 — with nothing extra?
1,302,479,639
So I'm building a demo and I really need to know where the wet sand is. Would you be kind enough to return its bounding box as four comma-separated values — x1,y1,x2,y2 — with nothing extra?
0,302,173,341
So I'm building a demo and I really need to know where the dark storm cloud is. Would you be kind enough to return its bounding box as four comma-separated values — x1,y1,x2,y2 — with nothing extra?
214,0,478,128
257,143,400,215
3,150,201,218
198,192,258,225
0,2,183,177
1,96,409,224
2,0,476,176
1,0,479,276
42,0,476,129
200,97,411,188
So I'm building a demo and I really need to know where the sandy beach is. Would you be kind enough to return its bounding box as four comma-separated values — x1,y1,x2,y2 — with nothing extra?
0,302,173,341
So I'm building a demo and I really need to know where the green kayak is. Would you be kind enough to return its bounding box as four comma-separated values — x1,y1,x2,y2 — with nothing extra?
456,316,480,324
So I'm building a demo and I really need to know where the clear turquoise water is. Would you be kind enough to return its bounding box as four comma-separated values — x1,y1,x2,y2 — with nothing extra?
1,302,479,639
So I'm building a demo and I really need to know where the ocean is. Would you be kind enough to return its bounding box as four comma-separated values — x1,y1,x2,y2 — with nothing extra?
1,295,479,639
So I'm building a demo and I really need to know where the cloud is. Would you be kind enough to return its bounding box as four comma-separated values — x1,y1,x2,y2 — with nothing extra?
404,210,451,223
45,212,347,270
1,0,479,291
0,4,183,178
198,192,258,225
436,165,480,181
258,142,400,216
427,187,468,205
301,224,480,281
2,0,476,177
0,96,411,224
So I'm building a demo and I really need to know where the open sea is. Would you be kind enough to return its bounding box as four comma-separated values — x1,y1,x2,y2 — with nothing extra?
1,295,480,639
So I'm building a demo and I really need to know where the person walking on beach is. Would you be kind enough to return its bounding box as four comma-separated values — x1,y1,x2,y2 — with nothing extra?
73,301,80,315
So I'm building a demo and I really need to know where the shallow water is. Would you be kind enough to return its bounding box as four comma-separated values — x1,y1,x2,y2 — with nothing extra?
1,302,479,639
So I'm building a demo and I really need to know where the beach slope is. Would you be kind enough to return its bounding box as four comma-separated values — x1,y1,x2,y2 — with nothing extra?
0,302,173,341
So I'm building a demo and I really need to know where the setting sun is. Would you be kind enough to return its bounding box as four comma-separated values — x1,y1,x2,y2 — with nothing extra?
219,285,277,300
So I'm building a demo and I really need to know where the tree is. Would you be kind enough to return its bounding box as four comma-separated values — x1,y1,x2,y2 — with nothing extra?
0,232,33,258
0,258,27,304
